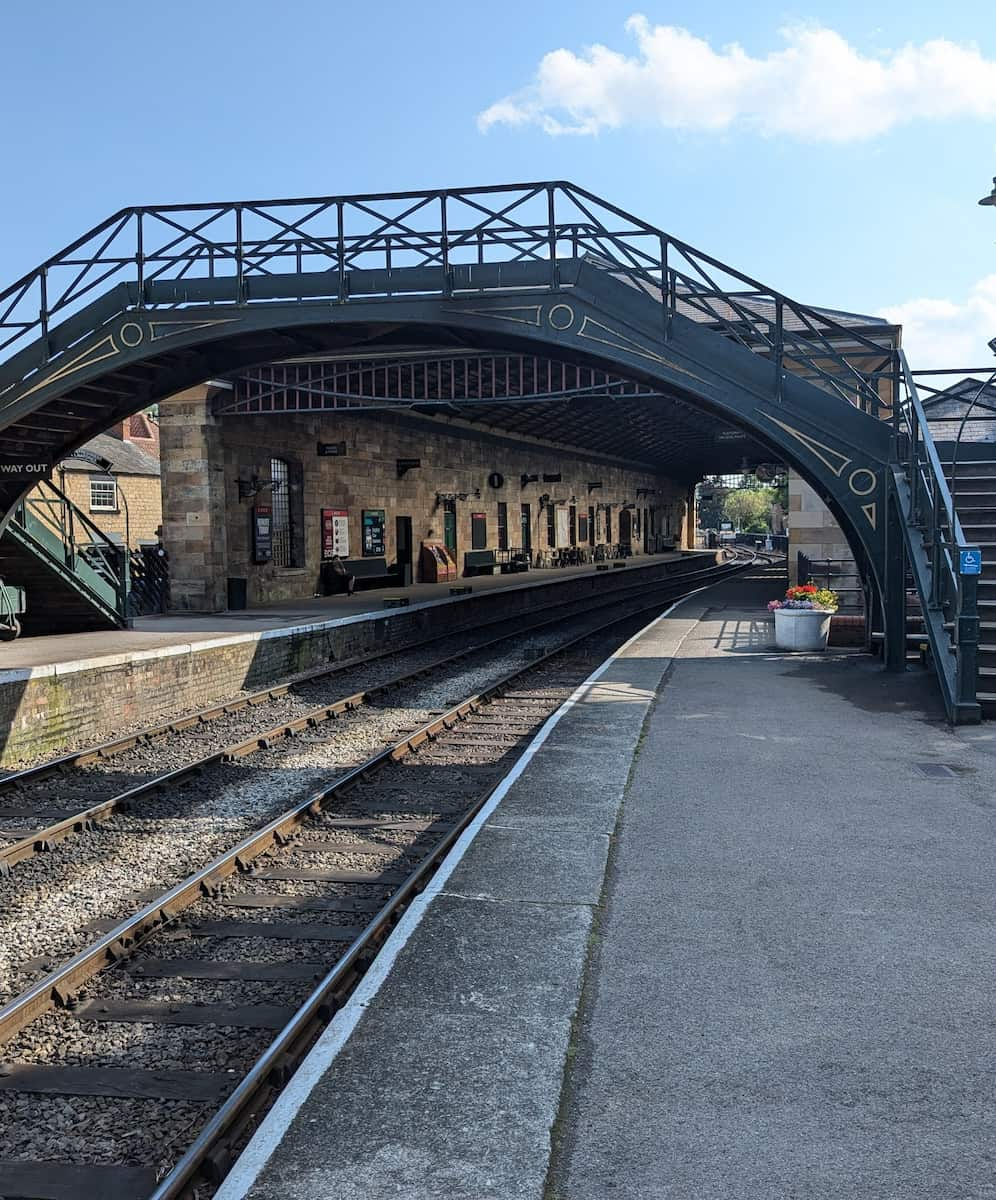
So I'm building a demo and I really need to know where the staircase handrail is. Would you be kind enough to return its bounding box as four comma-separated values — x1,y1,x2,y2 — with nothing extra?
14,476,129,617
894,349,979,721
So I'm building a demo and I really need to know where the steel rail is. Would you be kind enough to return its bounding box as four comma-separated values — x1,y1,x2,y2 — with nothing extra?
0,558,727,872
0,555,705,792
0,553,754,1053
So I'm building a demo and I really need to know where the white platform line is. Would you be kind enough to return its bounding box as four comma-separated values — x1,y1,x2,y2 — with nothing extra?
213,586,707,1200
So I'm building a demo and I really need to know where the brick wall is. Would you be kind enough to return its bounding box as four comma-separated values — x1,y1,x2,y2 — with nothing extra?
55,471,162,546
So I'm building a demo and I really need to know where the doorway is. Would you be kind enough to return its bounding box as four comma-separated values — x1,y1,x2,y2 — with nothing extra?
395,515,413,585
619,508,632,551
443,499,457,559
520,503,532,553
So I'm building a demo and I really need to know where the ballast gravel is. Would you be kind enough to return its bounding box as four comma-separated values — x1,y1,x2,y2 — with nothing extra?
0,648,542,1001
0,605,669,1177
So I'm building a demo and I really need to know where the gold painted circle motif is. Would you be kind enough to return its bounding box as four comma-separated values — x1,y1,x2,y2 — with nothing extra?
120,322,145,348
848,468,877,496
548,303,575,331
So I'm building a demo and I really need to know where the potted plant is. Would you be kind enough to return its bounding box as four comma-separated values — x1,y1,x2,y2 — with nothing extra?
768,583,839,652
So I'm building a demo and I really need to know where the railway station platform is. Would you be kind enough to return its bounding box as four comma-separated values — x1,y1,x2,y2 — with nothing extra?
215,563,996,1200
0,550,703,765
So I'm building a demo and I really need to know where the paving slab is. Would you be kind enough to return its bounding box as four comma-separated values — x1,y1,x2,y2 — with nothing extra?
232,1008,570,1200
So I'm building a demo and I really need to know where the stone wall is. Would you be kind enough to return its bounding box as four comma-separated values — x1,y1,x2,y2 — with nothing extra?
159,387,689,611
158,385,229,611
787,473,853,584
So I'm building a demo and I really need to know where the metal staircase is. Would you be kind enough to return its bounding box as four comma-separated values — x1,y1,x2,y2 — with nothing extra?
0,479,128,634
893,356,982,722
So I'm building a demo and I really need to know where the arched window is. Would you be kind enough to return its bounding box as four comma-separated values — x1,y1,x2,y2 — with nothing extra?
270,457,292,566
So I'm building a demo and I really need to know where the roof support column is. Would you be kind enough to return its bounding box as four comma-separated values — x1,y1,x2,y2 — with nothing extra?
158,384,229,612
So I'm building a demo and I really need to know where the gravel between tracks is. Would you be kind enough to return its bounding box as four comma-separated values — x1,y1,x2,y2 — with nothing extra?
0,648,542,1002
0,599,691,1175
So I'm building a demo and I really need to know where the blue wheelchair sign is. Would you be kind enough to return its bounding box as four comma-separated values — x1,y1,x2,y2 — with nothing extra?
960,548,982,576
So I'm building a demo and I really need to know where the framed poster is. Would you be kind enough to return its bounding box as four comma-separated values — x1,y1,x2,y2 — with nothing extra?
362,508,386,557
322,508,349,558
252,504,272,563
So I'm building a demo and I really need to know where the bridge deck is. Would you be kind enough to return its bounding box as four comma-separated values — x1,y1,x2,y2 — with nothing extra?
214,565,996,1200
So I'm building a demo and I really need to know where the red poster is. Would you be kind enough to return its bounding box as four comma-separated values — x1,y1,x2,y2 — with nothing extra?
322,508,349,558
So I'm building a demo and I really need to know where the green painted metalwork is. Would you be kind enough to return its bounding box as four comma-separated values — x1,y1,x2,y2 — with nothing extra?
8,478,128,627
0,181,974,718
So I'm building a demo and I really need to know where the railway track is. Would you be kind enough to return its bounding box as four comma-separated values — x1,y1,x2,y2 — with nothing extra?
0,551,762,1200
0,555,734,874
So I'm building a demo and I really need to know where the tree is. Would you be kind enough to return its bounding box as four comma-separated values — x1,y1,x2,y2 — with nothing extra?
723,489,772,533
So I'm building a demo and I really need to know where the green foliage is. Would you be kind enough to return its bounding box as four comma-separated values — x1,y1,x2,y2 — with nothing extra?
722,488,772,532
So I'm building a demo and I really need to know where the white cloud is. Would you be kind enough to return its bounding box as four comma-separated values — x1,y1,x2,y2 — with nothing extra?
881,276,996,369
477,17,996,142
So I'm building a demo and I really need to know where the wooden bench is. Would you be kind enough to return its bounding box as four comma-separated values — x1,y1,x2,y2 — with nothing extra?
464,550,498,577
348,557,401,590
321,557,400,594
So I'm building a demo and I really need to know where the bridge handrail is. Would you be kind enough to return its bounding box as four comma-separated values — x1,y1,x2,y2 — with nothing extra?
0,182,895,416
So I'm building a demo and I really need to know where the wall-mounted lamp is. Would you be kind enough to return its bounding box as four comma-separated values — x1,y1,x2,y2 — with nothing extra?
237,475,284,501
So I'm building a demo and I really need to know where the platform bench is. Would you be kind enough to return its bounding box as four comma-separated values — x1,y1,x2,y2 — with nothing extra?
345,557,400,590
464,550,497,577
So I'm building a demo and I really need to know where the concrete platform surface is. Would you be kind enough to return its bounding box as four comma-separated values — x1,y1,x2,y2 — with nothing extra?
0,551,682,674
217,563,996,1199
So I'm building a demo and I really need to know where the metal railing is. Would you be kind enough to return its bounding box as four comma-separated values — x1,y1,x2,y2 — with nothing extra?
893,352,980,721
11,477,129,620
0,182,895,414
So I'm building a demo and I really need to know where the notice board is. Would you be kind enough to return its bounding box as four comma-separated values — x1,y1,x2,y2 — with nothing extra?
321,508,349,559
362,509,386,557
252,505,272,563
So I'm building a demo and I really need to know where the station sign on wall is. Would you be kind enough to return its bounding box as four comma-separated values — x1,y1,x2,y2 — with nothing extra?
322,508,349,559
252,504,273,563
317,441,347,457
362,509,386,557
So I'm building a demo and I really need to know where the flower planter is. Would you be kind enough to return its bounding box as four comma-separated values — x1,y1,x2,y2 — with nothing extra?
773,607,832,652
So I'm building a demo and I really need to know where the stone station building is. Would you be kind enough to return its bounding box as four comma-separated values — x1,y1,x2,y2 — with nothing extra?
159,384,691,613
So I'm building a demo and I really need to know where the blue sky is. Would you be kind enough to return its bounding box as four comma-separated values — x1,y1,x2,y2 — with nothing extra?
2,0,995,366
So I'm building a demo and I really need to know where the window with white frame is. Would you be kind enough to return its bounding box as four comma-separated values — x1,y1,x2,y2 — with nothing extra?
89,477,117,512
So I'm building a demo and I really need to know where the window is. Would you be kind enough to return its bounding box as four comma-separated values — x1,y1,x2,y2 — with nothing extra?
546,505,556,547
270,457,292,567
89,477,117,512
